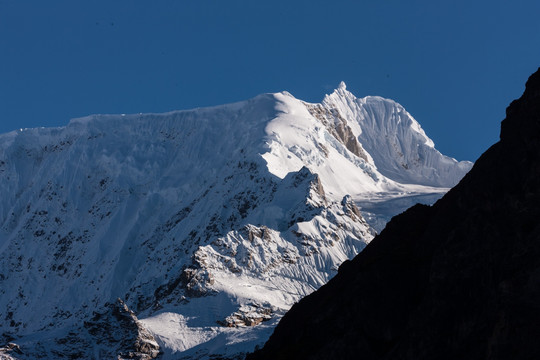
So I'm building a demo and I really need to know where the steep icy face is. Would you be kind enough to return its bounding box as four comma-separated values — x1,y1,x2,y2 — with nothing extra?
262,92,394,202
321,82,473,187
0,85,470,359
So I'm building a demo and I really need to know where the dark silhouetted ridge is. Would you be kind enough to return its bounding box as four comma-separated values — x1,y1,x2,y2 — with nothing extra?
248,67,540,360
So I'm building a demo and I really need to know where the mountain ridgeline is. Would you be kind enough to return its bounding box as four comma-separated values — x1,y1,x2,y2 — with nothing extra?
0,84,471,359
248,70,540,359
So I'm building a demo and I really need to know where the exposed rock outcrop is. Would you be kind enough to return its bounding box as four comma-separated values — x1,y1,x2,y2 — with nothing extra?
248,68,540,360
218,303,273,328
84,299,161,360
305,102,369,162
0,342,22,359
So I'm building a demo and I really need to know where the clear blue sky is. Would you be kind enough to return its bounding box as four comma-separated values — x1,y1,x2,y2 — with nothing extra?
1,1,539,161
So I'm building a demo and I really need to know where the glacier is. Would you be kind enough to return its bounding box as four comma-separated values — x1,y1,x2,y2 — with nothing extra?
0,84,472,359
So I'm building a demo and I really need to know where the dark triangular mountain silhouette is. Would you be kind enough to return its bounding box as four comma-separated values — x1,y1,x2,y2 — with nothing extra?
248,68,540,360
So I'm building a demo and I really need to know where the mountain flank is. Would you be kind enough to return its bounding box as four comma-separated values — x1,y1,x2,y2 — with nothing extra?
248,68,540,359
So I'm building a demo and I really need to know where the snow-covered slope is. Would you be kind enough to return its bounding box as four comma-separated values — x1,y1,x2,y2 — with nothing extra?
321,82,472,188
0,85,471,359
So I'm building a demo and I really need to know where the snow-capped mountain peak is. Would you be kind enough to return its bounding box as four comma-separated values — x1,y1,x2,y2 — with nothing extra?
0,85,472,359
320,85,471,187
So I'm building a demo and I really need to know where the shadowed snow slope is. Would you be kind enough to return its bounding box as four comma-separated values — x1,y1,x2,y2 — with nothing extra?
0,85,470,359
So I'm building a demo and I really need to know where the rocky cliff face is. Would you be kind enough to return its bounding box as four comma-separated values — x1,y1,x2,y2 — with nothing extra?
248,69,540,360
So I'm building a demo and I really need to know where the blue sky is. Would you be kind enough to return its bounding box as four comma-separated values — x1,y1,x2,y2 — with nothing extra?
1,1,539,161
